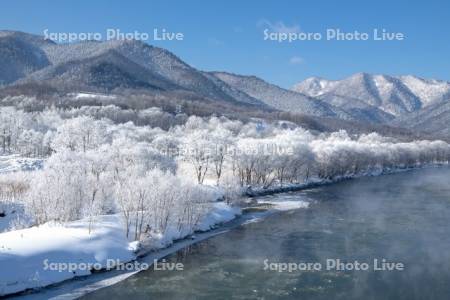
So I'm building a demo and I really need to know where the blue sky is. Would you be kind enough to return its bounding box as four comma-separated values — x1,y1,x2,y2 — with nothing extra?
1,0,450,87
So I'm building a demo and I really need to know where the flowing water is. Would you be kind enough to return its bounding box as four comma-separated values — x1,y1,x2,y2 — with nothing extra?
82,167,450,300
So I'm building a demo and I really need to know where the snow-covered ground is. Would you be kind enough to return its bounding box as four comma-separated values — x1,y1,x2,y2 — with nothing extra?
0,202,28,233
69,92,117,100
0,155,39,233
0,215,134,296
9,206,276,300
0,202,240,297
0,154,43,174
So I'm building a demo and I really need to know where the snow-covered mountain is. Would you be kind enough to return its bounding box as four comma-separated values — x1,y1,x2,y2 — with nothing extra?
0,31,265,108
0,31,394,123
0,31,52,85
210,71,349,118
398,75,450,105
2,30,450,132
42,39,266,105
210,72,395,123
292,73,450,117
392,100,450,137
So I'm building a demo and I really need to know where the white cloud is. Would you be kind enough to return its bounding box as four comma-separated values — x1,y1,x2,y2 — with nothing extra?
257,19,301,34
289,56,304,65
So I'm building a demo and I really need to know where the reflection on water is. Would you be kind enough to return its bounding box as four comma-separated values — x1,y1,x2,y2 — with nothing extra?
83,167,450,300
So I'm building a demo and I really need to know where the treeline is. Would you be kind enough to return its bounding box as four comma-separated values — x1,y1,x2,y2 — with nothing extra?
0,93,433,141
0,107,449,240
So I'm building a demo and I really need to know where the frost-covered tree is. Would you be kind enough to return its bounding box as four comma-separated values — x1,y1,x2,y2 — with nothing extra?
2,105,449,238
182,130,213,184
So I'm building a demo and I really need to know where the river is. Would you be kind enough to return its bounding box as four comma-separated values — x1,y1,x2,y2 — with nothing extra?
82,167,450,300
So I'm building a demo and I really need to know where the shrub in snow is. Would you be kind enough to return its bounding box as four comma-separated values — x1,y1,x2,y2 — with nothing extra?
115,168,213,241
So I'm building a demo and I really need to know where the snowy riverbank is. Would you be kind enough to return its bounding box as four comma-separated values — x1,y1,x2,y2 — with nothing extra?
4,196,311,300
0,202,240,297
245,163,449,197
2,164,449,297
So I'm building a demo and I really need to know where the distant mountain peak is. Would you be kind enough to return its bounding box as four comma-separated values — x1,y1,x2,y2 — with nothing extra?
292,72,450,117
292,77,336,97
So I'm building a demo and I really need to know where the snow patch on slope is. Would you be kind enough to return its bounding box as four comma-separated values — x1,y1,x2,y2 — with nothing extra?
400,75,450,105
292,77,337,97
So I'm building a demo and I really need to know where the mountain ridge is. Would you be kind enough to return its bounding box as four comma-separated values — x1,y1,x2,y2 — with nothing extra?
292,72,450,116
1,30,450,134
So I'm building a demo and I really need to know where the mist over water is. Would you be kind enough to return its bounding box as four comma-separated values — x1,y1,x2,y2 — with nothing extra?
83,167,450,300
